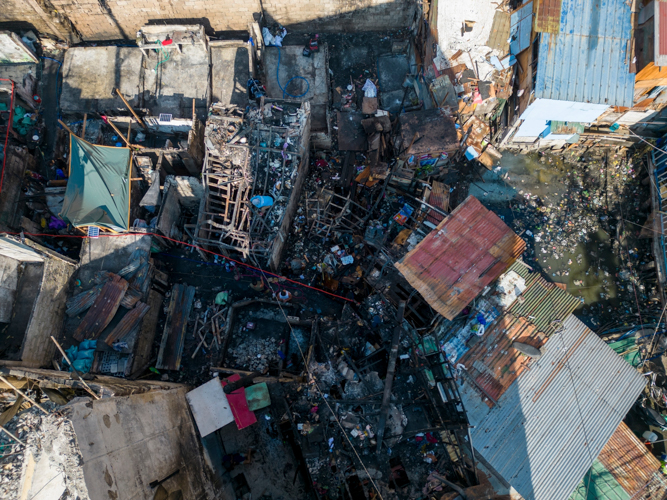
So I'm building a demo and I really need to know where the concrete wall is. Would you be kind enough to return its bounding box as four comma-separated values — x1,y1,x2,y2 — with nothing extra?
49,0,262,40
20,244,77,367
263,0,417,32
269,102,311,271
0,0,76,41
69,387,215,500
4,0,416,41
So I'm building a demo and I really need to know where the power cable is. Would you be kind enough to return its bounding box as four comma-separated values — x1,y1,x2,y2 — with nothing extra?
246,249,386,500
2,230,356,304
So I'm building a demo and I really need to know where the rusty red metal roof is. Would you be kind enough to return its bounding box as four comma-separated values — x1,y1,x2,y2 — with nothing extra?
598,422,666,497
395,196,526,320
459,315,545,405
426,181,449,225
73,275,129,342
535,0,562,33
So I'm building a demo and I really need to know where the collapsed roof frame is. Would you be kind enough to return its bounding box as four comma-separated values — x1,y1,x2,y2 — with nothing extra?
192,118,303,268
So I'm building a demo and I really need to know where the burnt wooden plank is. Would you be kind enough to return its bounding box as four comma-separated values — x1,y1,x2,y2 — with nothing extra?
156,284,196,370
73,275,129,342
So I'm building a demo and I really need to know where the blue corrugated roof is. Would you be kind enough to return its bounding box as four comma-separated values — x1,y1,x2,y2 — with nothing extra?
535,0,636,107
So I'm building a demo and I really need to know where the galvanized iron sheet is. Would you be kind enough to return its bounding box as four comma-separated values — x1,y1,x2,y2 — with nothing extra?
395,196,526,320
507,271,582,336
460,315,645,500
73,275,129,341
104,301,150,346
535,0,635,107
597,422,665,497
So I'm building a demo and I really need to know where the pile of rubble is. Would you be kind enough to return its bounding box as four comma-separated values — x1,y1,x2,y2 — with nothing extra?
0,404,89,500
229,337,282,372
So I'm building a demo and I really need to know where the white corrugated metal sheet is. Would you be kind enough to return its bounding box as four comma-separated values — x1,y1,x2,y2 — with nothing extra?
459,314,645,500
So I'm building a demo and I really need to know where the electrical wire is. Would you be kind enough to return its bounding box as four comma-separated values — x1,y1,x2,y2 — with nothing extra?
3,230,356,304
555,326,607,500
246,246,386,500
276,47,310,99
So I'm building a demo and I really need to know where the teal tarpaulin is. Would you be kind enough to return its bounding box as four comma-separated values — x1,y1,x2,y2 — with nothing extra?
60,135,132,232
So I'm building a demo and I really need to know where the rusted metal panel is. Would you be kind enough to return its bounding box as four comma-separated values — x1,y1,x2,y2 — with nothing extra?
120,287,142,309
130,289,164,376
395,196,526,320
507,269,581,336
73,275,129,341
486,11,511,52
156,284,196,371
535,0,562,33
66,284,104,317
661,2,667,58
459,315,545,405
426,181,449,225
104,301,151,346
598,422,665,497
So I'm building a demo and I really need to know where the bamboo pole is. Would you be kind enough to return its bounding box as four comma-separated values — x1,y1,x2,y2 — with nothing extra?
115,88,147,129
0,376,48,414
50,336,101,400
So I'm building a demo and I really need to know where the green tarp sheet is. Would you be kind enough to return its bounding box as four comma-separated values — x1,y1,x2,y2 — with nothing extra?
569,460,630,500
608,337,642,367
61,135,131,232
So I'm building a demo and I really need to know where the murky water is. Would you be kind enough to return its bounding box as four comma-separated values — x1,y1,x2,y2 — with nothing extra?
468,152,630,326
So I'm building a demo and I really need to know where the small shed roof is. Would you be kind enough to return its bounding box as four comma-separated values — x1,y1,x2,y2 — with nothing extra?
535,0,636,107
395,196,525,320
460,314,646,500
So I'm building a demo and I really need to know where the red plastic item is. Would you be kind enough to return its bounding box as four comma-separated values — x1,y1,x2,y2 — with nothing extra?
221,374,257,430
161,39,173,46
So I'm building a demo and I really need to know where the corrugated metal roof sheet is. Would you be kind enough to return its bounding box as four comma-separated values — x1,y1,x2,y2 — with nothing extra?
426,181,449,225
535,0,563,33
73,275,129,342
156,284,196,371
104,301,150,346
459,314,646,500
597,422,665,497
507,269,582,336
487,11,511,53
510,1,534,56
535,0,636,107
459,314,545,404
395,196,526,320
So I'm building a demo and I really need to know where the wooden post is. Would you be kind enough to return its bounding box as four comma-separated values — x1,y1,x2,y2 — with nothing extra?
105,118,143,149
0,376,48,414
192,98,196,120
115,88,147,129
82,113,88,137
57,119,76,136
50,336,101,400
376,300,406,454
127,120,132,143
